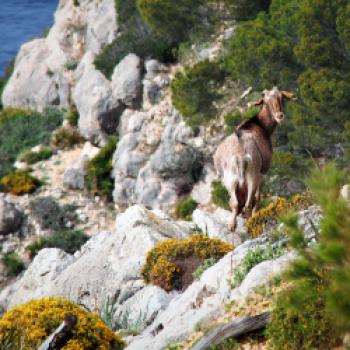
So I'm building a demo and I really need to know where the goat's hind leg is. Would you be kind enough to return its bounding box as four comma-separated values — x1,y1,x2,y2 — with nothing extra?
228,184,239,232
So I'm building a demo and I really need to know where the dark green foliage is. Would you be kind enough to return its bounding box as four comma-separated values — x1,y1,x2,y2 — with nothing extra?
29,196,79,232
85,137,118,200
224,0,350,159
0,109,63,178
1,170,42,195
211,180,230,210
223,0,271,21
19,146,53,165
175,198,198,221
267,164,350,348
137,0,204,43
26,230,88,259
65,107,79,127
171,60,225,129
2,253,25,276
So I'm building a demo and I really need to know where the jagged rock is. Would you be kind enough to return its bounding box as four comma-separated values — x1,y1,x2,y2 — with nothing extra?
0,206,189,311
111,54,143,109
1,249,75,308
3,0,117,111
114,286,176,332
192,208,247,245
143,60,170,108
74,52,125,144
0,196,24,235
297,205,322,240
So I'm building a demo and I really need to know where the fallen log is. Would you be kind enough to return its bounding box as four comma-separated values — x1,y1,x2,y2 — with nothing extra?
38,313,77,350
190,311,271,350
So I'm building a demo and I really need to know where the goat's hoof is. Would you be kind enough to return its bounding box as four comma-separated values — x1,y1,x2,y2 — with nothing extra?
229,223,237,232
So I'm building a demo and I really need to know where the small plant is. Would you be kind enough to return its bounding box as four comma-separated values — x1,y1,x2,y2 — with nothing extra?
192,257,217,280
142,234,232,291
63,60,78,71
100,296,118,330
29,196,79,232
208,338,239,350
26,230,88,258
19,146,53,165
0,297,125,349
175,197,198,221
166,344,183,350
51,126,84,150
65,107,79,127
231,244,284,288
2,252,25,276
85,137,118,200
211,180,230,210
1,170,42,195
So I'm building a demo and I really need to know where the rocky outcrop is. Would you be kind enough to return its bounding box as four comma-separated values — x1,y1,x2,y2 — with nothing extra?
111,54,144,109
2,0,118,111
0,195,24,235
113,97,204,211
0,205,188,311
74,52,125,144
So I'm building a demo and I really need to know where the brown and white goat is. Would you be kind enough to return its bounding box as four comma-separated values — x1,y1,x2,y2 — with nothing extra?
213,87,295,231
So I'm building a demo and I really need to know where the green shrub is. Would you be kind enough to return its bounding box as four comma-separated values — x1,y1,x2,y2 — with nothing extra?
222,0,271,21
0,108,63,178
2,253,25,276
175,198,198,221
26,230,89,259
65,107,79,127
171,60,225,129
267,164,350,348
51,126,84,150
142,234,233,291
231,244,284,288
29,196,79,232
19,146,53,165
85,137,117,200
211,180,230,210
1,170,42,195
192,257,217,280
267,285,339,350
0,297,125,349
137,0,204,43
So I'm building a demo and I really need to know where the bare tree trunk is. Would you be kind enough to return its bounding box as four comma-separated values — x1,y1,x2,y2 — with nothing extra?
190,312,271,350
38,313,77,350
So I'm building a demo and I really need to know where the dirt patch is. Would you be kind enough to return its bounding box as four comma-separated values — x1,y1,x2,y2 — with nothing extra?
173,255,204,291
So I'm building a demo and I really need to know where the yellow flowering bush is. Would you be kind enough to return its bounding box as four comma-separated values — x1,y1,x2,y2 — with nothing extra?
142,234,233,291
1,170,41,195
246,192,313,238
0,297,125,350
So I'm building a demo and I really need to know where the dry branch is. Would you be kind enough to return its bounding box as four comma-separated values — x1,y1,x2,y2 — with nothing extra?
190,311,271,350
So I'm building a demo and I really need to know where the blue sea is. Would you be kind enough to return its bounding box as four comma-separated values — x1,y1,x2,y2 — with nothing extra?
0,0,58,75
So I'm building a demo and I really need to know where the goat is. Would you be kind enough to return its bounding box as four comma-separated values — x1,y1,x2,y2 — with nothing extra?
213,87,295,231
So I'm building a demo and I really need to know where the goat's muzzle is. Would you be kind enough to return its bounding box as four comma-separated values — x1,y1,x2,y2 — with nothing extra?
274,112,285,124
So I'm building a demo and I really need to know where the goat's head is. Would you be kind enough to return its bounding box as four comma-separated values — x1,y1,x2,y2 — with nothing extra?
254,86,296,124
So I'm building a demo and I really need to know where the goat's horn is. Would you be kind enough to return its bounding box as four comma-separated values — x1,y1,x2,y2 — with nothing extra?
282,91,297,100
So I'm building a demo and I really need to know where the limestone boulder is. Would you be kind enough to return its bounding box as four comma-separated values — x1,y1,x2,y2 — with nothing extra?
111,54,144,109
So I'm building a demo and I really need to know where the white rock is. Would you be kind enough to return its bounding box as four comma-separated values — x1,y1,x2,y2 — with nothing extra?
111,54,143,109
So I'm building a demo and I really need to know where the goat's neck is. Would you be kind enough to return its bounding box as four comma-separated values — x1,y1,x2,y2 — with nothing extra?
257,105,277,136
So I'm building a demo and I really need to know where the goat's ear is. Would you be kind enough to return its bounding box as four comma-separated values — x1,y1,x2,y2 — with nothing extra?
254,98,264,106
282,91,297,100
